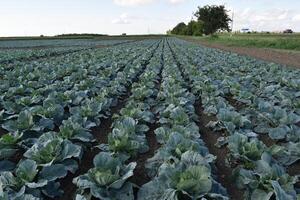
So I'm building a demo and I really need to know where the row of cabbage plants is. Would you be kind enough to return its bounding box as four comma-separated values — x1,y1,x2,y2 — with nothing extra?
136,40,229,199
0,41,157,149
0,39,131,48
172,38,300,142
0,40,160,199
0,39,133,64
168,38,300,199
0,39,157,115
72,39,165,200
0,47,88,63
0,39,153,148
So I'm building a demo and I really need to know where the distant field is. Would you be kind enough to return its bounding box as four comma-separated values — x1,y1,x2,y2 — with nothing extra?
181,33,300,51
0,34,166,41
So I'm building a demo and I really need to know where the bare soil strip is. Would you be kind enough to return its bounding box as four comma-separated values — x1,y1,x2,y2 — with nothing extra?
129,122,161,188
194,101,244,200
288,163,300,176
181,38,300,69
0,127,7,137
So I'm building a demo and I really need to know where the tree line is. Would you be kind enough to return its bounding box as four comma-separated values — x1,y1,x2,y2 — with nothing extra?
168,5,232,36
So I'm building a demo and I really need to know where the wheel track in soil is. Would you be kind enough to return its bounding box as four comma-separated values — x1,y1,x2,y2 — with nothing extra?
166,39,244,200
58,40,162,200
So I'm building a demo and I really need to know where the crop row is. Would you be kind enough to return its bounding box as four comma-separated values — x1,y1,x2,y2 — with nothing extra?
135,39,229,199
0,39,131,49
72,38,165,200
0,39,133,64
168,38,300,199
0,39,160,199
0,47,87,64
1,37,299,200
70,39,230,200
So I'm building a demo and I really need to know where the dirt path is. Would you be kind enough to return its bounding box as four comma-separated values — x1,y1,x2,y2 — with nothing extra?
194,101,244,200
182,38,300,69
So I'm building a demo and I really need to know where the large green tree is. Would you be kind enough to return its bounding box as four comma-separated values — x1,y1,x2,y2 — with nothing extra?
171,22,187,35
185,20,204,36
194,5,231,35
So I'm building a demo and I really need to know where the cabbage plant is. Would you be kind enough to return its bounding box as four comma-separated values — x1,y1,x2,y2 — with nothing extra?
2,110,35,133
139,151,228,200
108,117,149,159
0,133,22,160
73,152,136,200
146,133,213,177
0,159,49,199
58,117,94,143
233,153,299,200
227,133,266,168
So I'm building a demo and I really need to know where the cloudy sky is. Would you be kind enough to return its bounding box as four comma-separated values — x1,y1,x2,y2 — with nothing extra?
1,0,299,36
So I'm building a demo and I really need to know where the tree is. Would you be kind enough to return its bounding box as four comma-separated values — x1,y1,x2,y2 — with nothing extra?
171,22,187,35
185,20,204,36
194,5,231,35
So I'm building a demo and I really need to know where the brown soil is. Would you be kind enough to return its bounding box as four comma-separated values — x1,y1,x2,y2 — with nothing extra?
0,127,8,137
183,38,300,69
8,149,25,164
288,162,300,176
194,101,245,200
128,122,161,187
92,95,130,144
224,95,247,111
258,134,276,147
58,147,99,200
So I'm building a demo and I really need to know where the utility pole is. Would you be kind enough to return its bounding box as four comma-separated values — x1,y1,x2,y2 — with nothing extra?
231,9,234,37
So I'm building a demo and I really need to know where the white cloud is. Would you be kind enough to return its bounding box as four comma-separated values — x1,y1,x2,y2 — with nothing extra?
232,8,299,31
112,0,187,6
292,14,300,21
277,11,288,20
168,0,186,4
112,13,131,24
113,0,153,6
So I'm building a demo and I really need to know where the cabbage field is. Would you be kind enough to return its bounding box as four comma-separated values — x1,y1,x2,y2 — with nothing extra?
0,38,300,200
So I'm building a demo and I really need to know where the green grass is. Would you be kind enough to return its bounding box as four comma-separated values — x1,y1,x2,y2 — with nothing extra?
182,33,300,51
